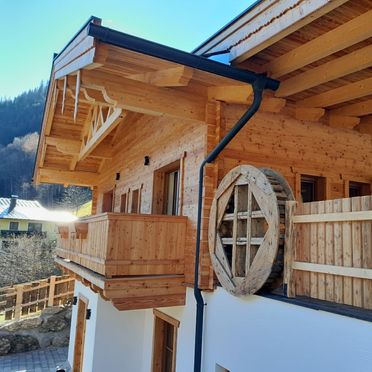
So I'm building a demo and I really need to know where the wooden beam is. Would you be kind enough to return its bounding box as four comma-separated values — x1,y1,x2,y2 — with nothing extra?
39,168,98,186
79,107,124,161
276,44,372,97
293,210,372,223
293,261,372,280
264,9,372,78
355,116,372,136
327,115,360,129
330,98,372,117
45,136,81,155
295,107,325,121
80,70,206,122
231,0,349,63
128,66,193,87
208,85,253,104
260,97,286,113
298,77,372,108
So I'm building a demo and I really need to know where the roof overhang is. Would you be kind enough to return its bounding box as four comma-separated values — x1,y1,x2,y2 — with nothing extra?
193,0,350,63
34,17,278,187
195,0,372,136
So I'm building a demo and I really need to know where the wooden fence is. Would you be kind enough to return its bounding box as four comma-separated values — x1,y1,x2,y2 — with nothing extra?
0,275,75,321
285,195,372,309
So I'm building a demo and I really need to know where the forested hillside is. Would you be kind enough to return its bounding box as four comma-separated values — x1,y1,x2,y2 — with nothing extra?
0,82,90,209
0,83,47,146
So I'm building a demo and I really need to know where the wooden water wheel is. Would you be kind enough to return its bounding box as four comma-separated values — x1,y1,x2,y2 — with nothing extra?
208,165,294,296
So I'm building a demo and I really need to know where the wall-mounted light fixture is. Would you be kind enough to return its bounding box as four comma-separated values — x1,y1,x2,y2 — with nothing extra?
86,309,92,320
116,172,121,181
144,156,150,166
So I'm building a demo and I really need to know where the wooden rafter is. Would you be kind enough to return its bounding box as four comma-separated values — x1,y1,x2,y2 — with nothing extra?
298,77,372,108
330,98,372,117
355,116,372,136
128,66,193,87
79,106,124,161
276,44,372,97
327,115,360,129
208,85,253,104
264,9,372,78
39,168,98,187
80,70,206,122
295,107,325,121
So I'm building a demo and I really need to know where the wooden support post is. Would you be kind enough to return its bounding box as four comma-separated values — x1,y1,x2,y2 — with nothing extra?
14,284,24,321
48,275,56,307
284,201,297,297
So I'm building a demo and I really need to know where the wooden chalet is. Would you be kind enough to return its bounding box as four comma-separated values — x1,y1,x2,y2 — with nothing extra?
33,1,372,371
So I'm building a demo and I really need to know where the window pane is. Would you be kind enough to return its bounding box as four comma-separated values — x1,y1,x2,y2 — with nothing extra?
166,170,179,215
28,223,42,233
9,222,18,231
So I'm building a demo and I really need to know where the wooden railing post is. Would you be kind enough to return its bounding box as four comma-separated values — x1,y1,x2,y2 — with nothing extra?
48,275,56,307
14,284,24,320
284,201,297,298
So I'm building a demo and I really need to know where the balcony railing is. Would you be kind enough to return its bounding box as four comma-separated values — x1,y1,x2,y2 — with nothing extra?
284,195,372,310
57,213,187,278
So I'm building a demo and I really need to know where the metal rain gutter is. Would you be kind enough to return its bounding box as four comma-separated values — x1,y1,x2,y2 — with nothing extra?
87,22,279,91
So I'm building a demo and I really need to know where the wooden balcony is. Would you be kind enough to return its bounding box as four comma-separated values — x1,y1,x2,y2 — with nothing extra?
56,213,187,310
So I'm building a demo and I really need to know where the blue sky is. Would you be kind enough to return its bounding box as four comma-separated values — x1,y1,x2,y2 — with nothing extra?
0,0,254,99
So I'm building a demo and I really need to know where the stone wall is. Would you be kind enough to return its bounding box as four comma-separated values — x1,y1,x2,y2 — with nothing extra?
0,306,71,356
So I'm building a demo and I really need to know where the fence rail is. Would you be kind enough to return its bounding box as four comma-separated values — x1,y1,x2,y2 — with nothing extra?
285,195,372,310
0,275,75,321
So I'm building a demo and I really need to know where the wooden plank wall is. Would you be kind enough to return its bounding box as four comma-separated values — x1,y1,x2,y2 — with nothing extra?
286,196,372,309
95,114,208,287
91,101,372,290
219,104,372,198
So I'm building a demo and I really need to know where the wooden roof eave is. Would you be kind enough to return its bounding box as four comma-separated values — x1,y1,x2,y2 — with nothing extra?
34,18,281,188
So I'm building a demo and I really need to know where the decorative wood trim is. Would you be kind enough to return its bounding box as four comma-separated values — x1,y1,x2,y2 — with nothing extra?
153,309,180,328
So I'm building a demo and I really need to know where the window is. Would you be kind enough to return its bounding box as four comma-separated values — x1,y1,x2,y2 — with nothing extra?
28,223,42,233
102,190,114,213
349,181,371,197
153,161,181,215
9,222,18,231
120,193,128,213
131,189,140,213
152,310,179,372
301,175,326,202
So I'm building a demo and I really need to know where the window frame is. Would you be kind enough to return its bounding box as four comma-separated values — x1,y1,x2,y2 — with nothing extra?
9,221,19,231
152,309,179,372
27,222,42,233
300,174,327,202
152,160,182,216
101,189,114,213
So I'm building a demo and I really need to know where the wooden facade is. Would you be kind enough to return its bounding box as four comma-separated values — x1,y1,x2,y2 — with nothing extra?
34,2,372,312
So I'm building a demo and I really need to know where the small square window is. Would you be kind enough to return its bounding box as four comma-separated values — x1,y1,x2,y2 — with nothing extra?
9,222,18,231
349,182,371,198
301,175,326,202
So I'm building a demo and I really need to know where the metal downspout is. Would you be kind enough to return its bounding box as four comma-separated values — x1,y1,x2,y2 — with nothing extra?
193,76,267,372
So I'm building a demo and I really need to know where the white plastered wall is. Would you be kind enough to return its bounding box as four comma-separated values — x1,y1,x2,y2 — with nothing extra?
68,282,372,372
